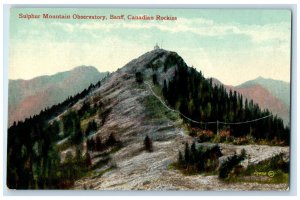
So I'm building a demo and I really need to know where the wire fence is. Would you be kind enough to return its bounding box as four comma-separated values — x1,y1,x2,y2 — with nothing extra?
144,81,273,126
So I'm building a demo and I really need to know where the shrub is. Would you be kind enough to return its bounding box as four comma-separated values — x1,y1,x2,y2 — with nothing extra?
100,107,112,126
87,138,95,151
85,152,92,167
197,130,214,142
246,153,289,175
135,72,143,83
95,136,104,151
85,120,97,136
152,73,158,85
232,137,248,145
144,135,153,152
178,151,184,166
219,129,231,142
219,129,230,138
219,150,246,180
177,143,222,175
184,143,190,164
71,129,83,145
106,133,117,146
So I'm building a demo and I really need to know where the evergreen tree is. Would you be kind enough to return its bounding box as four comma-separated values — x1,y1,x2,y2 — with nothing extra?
184,143,190,165
85,152,92,167
178,151,184,166
95,136,103,151
152,73,158,85
106,133,117,146
160,54,289,144
135,72,143,83
144,135,153,152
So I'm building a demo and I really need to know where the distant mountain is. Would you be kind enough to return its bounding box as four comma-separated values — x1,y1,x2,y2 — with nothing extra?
237,76,290,108
8,66,108,125
211,77,290,126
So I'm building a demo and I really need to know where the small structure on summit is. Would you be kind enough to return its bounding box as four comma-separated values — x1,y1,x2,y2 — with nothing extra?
154,43,160,50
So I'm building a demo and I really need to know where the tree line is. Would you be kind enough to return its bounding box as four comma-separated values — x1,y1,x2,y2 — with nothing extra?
7,80,102,189
161,53,289,144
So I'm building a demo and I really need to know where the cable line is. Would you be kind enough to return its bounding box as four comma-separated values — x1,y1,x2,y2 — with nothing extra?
144,81,273,126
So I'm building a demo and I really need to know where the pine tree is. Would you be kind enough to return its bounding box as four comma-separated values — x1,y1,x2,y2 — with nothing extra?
85,152,92,167
191,142,197,156
162,80,168,99
135,72,143,83
75,146,82,163
184,143,190,165
95,136,103,151
106,133,117,146
152,73,158,85
178,151,184,166
144,135,153,152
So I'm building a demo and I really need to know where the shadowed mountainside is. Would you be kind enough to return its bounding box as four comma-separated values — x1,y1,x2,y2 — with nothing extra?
211,77,290,126
8,66,108,125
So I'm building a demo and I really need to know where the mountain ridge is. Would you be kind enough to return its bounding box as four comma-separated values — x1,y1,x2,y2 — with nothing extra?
8,66,108,125
237,76,290,108
9,66,99,81
211,77,290,126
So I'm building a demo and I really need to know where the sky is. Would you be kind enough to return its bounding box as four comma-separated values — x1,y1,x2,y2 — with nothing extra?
9,8,291,86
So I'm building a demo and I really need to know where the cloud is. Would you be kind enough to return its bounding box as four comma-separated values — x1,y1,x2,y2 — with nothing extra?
9,15,291,85
49,17,291,44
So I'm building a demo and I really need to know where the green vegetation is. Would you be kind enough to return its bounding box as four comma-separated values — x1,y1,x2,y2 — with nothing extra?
145,52,165,71
91,167,114,180
162,53,290,145
86,133,120,152
61,110,83,145
222,153,289,184
175,142,222,175
164,52,180,72
56,150,94,189
78,101,97,120
99,107,112,126
7,80,107,189
141,95,179,122
243,153,288,184
172,143,289,185
152,73,158,85
85,120,97,136
219,149,246,180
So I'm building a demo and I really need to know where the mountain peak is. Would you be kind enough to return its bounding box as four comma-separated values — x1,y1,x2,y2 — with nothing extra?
255,76,264,80
121,48,179,74
71,65,99,72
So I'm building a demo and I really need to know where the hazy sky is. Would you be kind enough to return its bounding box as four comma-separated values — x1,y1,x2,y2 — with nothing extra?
9,8,291,86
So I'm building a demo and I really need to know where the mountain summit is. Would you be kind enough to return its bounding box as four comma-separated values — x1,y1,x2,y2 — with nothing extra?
237,76,290,108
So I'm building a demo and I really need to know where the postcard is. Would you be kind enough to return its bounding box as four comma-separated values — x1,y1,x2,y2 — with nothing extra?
7,8,291,190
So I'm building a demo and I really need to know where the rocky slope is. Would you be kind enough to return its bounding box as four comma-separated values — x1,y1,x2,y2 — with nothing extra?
51,49,289,190
8,66,108,125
